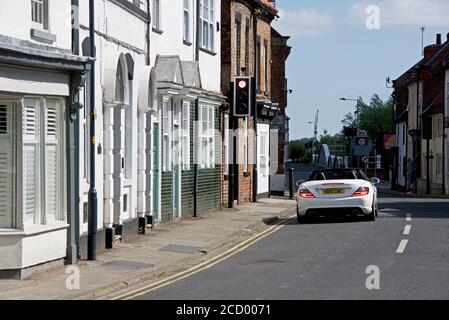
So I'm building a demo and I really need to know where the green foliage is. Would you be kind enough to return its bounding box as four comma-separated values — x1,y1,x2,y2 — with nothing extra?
289,140,305,162
341,94,394,141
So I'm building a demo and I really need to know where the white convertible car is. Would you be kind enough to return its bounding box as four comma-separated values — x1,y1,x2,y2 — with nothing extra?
296,169,380,223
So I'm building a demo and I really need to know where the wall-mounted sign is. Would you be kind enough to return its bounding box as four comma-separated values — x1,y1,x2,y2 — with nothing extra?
383,134,396,150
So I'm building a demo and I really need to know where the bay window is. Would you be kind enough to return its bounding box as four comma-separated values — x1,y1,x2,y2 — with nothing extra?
0,97,65,229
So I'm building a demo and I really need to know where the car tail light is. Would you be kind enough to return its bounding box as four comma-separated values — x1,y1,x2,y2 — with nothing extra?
352,187,370,197
299,189,315,198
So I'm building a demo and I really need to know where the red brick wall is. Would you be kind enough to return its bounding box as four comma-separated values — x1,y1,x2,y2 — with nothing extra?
271,27,290,174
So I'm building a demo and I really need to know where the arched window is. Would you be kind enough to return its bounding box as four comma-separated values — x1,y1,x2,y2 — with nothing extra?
115,61,125,103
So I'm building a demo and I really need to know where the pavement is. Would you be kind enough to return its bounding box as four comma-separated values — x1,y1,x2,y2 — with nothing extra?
133,193,449,300
377,182,449,199
0,197,296,300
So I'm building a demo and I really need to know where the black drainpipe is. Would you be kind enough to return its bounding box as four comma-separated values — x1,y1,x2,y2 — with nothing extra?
146,0,151,66
88,0,98,261
193,0,201,217
67,0,81,264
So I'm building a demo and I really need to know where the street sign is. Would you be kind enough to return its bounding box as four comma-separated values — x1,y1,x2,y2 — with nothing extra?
357,137,367,146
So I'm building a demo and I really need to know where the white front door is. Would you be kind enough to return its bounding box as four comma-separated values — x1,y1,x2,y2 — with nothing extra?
257,125,270,195
0,103,14,228
113,106,126,223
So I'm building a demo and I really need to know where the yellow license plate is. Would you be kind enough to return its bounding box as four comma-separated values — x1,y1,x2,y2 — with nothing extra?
321,188,345,195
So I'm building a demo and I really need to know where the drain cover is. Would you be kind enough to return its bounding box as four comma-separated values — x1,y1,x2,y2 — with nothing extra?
159,244,203,254
102,260,154,270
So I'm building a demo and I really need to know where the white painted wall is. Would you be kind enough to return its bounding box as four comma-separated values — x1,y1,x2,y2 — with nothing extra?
0,0,72,50
150,0,221,93
78,0,150,232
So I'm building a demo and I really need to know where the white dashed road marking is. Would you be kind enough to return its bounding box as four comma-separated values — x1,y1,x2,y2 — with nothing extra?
396,214,412,254
403,225,411,236
396,239,409,254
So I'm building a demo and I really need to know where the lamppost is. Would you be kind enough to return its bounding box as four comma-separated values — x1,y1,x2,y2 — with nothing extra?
308,109,319,164
340,97,360,126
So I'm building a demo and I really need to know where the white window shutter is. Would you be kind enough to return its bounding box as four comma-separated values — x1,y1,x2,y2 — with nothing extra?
0,105,13,228
45,100,60,223
22,100,40,225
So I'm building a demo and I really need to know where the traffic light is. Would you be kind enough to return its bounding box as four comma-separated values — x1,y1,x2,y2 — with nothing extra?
233,77,251,117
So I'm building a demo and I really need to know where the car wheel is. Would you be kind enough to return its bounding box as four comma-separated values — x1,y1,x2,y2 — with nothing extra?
297,213,308,224
365,204,376,222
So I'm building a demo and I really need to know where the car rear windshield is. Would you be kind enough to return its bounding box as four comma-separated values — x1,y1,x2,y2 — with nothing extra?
308,170,369,181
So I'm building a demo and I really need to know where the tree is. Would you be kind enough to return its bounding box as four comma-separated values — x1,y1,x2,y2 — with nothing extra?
341,94,394,141
289,140,305,162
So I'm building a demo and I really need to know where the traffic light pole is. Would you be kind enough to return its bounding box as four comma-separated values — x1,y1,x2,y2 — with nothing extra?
228,82,235,209
252,77,258,203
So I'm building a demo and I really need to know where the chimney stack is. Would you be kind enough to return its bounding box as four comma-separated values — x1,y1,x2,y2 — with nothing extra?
436,33,442,45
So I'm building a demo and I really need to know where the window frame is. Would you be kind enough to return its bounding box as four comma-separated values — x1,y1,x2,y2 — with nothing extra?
200,0,215,52
31,0,49,31
243,118,248,173
162,98,172,172
263,39,268,94
198,105,215,169
183,0,191,43
0,97,66,230
259,132,268,178
223,114,229,176
181,101,190,171
234,15,241,76
152,0,161,30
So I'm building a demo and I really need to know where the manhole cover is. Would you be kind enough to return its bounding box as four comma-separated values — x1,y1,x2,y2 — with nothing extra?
239,259,284,266
159,244,203,254
102,260,154,270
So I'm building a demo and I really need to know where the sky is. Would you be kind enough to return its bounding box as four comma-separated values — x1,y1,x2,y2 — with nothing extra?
272,0,449,140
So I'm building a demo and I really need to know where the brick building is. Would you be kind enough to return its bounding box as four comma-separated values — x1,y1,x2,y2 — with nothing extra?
270,27,291,175
220,0,280,206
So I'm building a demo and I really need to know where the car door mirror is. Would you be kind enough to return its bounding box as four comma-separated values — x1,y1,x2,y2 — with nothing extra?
371,177,380,185
296,180,305,188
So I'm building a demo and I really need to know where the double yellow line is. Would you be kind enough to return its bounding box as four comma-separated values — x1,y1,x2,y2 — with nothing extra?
111,216,294,300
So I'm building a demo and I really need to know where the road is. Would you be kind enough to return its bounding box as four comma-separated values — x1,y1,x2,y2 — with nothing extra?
133,192,449,300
